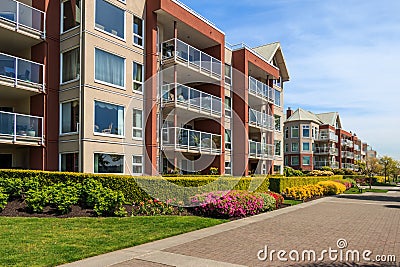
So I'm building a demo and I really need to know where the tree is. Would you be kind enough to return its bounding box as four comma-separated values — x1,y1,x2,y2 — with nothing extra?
379,156,396,183
355,160,366,174
365,158,382,189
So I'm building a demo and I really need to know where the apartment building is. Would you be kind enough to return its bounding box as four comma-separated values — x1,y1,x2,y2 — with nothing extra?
0,0,289,176
284,108,371,171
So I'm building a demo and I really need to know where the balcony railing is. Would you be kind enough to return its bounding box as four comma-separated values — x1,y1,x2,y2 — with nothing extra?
248,76,274,103
314,147,338,155
161,38,222,78
0,0,45,38
248,140,274,160
314,161,339,169
0,111,43,145
341,139,354,148
248,108,274,131
315,133,338,142
161,83,222,117
341,151,354,159
0,52,44,91
162,127,222,154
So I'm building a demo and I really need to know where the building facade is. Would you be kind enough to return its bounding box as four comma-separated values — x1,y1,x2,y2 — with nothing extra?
0,0,289,176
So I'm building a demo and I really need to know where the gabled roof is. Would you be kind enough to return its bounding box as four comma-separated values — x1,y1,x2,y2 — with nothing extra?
253,42,290,82
286,108,322,124
316,112,342,128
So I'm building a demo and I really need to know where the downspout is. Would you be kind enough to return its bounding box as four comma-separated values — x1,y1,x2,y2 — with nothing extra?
78,0,83,172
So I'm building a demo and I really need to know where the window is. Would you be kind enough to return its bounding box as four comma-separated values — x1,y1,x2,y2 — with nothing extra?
61,47,80,83
284,156,288,166
133,62,143,92
225,97,232,117
284,127,289,139
274,165,281,174
95,0,125,39
274,115,281,132
60,153,78,172
275,140,281,156
94,101,124,136
132,155,142,175
285,143,289,152
291,156,299,166
132,109,143,139
302,142,310,151
274,89,281,106
302,125,310,138
225,161,231,175
225,64,232,85
94,153,124,173
95,48,125,88
61,0,81,33
291,142,299,152
133,16,144,47
303,156,311,166
225,129,231,150
61,100,79,134
291,126,299,138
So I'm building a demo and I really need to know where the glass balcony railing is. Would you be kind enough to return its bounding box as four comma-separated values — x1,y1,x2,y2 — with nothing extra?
0,52,44,90
314,161,339,169
161,38,222,78
314,147,338,155
161,83,222,117
341,151,354,159
315,133,338,142
0,0,45,37
248,108,274,131
0,111,43,145
248,140,274,160
248,76,274,103
162,127,222,154
341,139,354,147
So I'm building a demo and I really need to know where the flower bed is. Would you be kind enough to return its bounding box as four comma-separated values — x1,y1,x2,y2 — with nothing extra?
283,181,346,200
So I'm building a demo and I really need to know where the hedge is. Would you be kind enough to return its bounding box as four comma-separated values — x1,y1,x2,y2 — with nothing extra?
269,175,343,193
0,170,269,205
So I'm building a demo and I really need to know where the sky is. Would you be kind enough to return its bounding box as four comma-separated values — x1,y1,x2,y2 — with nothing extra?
179,0,400,160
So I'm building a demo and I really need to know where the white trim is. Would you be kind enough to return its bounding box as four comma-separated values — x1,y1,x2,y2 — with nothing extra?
60,0,80,34
132,61,144,93
94,47,126,90
132,108,143,140
59,99,80,136
94,0,126,41
132,15,144,48
132,155,143,175
60,46,80,85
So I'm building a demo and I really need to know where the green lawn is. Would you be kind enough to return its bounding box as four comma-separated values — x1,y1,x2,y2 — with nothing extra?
283,199,303,206
0,216,227,267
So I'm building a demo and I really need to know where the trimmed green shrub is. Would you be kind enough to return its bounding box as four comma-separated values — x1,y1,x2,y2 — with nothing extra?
47,183,81,214
0,188,8,211
269,176,343,193
0,178,23,198
284,167,303,177
25,189,49,213
93,188,126,217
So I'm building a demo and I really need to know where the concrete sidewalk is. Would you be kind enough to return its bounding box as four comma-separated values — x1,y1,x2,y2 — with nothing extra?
60,192,400,267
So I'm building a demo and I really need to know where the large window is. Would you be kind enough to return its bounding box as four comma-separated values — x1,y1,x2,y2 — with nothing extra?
94,153,124,173
132,109,143,139
61,0,81,33
275,140,281,156
94,101,124,136
291,126,299,138
95,48,125,88
225,129,231,150
302,142,310,151
303,156,311,166
274,89,281,106
291,156,299,166
61,100,79,134
133,62,143,92
61,47,80,83
225,64,232,85
133,16,143,47
274,115,281,132
132,155,142,175
302,125,310,138
95,0,125,39
291,142,299,152
60,153,78,172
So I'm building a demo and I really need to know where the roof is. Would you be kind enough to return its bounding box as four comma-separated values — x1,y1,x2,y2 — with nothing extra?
316,112,342,128
286,108,322,124
253,42,290,82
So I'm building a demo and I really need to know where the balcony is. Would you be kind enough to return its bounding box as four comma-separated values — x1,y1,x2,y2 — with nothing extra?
0,0,45,41
315,133,338,142
341,151,354,159
162,127,222,155
314,161,339,169
0,52,44,93
314,147,338,156
248,140,274,160
342,163,355,170
341,139,354,148
248,108,274,131
0,111,43,146
161,83,222,118
248,76,274,104
161,38,222,80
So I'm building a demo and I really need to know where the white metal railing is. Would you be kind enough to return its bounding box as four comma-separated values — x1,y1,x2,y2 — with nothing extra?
314,147,338,155
341,151,354,159
314,161,339,169
161,38,222,78
248,76,274,103
248,108,274,131
0,110,43,145
162,127,222,154
0,0,45,37
248,140,274,160
315,133,338,142
0,52,45,90
161,83,222,117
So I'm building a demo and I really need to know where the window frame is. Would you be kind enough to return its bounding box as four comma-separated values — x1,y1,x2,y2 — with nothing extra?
291,156,299,166
59,152,79,172
224,64,232,85
132,155,143,175
132,61,144,93
132,108,143,140
291,142,299,152
302,156,311,166
93,100,125,138
60,0,81,34
274,140,281,156
94,153,125,174
94,0,126,41
274,115,281,132
59,99,79,135
94,47,126,89
60,46,80,85
302,125,310,138
225,129,231,150
133,15,144,48
291,126,299,138
302,142,310,152
274,89,281,106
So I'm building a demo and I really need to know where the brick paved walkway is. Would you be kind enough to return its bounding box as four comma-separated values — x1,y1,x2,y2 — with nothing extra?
61,192,400,267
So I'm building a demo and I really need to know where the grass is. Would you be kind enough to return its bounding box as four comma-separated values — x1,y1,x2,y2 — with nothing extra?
344,188,389,194
283,199,303,206
0,216,227,267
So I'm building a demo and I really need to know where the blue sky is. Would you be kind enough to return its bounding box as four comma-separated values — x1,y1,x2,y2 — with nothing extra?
180,0,400,160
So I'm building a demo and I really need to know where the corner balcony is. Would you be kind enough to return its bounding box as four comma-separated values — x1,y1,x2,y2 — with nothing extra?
161,83,222,118
248,76,274,104
314,147,338,156
162,127,222,155
0,111,43,146
0,52,45,94
0,0,45,46
315,134,338,142
341,151,354,159
161,38,222,81
248,108,274,132
248,140,274,160
314,161,339,169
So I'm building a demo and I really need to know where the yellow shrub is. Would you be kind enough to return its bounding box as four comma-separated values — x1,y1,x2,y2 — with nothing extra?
283,184,325,200
375,176,385,183
317,181,346,195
